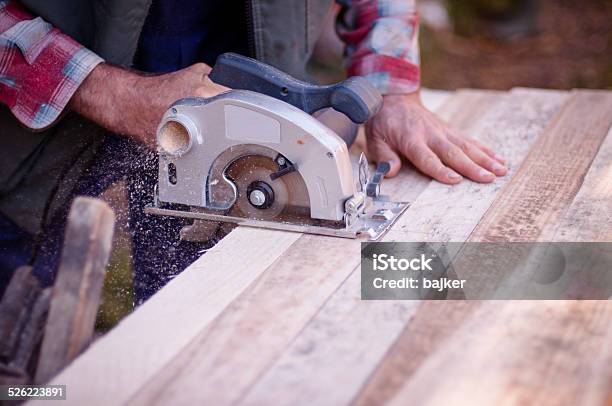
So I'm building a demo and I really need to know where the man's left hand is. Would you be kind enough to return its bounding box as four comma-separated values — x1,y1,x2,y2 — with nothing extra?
365,92,508,184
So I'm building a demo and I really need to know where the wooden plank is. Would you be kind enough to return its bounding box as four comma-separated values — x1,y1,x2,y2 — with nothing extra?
384,301,612,406
359,90,612,406
470,90,612,242
42,227,301,405
36,197,115,383
0,266,40,363
441,90,612,297
553,126,612,242
239,90,569,406
236,268,420,406
127,235,360,405
352,300,480,406
11,288,52,375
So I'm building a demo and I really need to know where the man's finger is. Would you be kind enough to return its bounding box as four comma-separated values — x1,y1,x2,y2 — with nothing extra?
430,138,496,183
367,136,402,178
470,138,506,164
448,135,507,177
403,142,462,184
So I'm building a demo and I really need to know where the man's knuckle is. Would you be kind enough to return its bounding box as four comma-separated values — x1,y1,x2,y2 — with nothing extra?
458,141,471,154
403,139,421,155
420,154,438,171
445,145,459,160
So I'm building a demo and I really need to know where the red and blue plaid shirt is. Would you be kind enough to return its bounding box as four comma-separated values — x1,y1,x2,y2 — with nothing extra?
0,0,419,130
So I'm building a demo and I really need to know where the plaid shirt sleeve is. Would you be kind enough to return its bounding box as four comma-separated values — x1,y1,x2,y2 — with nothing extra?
337,0,420,95
0,1,103,130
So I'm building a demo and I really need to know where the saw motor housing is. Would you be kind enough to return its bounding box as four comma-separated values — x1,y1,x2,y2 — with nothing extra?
156,90,355,222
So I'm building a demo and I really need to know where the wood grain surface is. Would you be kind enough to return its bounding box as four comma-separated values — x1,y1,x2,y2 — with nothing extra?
470,90,612,242
35,88,612,406
353,88,570,406
355,89,612,406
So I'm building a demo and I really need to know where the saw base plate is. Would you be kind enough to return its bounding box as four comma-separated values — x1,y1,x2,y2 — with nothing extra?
145,199,409,241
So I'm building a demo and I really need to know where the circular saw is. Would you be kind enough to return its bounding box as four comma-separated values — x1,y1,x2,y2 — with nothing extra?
145,53,410,241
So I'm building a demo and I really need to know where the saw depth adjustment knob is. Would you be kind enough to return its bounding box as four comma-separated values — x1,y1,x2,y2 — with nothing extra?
247,181,275,209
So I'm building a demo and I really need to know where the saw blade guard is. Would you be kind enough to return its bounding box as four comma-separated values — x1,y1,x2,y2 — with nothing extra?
155,90,356,222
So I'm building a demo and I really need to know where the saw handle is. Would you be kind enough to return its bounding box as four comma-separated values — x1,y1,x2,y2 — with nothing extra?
209,53,382,124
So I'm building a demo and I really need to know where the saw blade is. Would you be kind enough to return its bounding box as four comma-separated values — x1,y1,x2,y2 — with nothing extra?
225,154,312,223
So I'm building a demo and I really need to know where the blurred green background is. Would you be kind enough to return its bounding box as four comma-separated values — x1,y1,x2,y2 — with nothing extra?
95,0,612,332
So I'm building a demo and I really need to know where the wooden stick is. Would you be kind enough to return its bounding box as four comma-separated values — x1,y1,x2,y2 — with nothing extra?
0,266,40,363
11,288,52,375
35,197,115,384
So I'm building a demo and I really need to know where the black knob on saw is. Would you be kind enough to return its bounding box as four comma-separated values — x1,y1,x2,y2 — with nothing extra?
209,53,382,124
247,181,274,209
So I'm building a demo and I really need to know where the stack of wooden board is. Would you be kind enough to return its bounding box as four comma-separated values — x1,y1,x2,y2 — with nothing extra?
35,88,612,406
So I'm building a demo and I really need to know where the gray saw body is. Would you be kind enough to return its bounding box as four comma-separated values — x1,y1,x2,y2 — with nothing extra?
145,53,409,240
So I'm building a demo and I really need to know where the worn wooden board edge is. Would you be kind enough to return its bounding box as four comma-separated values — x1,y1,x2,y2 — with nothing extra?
36,197,115,384
11,288,52,379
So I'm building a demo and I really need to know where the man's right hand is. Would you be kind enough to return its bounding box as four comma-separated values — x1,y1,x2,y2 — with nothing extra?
71,63,229,148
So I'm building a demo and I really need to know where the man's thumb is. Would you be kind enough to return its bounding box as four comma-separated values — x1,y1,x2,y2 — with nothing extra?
367,138,402,177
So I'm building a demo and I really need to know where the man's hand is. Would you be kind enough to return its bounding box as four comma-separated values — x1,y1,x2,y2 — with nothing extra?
365,92,507,184
72,63,229,147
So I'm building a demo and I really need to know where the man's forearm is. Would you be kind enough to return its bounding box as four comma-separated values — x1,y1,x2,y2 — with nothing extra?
71,62,229,147
71,64,150,145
